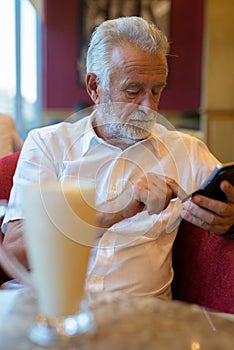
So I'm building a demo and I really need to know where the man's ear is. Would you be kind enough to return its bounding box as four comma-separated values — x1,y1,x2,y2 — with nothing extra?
86,73,101,104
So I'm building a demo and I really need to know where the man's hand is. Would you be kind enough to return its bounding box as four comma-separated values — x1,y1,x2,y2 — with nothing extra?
133,173,185,215
181,180,234,236
3,220,29,268
97,173,185,229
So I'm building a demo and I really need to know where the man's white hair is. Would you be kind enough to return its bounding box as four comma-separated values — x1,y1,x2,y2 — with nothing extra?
86,16,169,93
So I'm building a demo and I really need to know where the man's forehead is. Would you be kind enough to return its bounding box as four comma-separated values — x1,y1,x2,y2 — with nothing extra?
110,47,167,78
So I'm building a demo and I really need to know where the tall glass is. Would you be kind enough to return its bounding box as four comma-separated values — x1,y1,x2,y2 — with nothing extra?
0,180,97,347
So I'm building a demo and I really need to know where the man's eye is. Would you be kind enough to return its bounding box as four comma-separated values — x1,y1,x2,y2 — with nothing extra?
153,91,160,96
153,85,166,96
126,90,139,96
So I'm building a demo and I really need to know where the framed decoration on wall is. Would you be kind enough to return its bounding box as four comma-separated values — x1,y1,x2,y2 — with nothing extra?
77,0,171,85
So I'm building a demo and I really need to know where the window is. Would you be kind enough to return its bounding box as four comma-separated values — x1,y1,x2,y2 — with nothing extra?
0,0,41,139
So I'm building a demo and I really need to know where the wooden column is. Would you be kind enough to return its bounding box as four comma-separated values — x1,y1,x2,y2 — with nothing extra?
201,0,234,162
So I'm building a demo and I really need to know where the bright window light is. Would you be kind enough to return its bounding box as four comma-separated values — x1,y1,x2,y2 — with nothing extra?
0,0,41,138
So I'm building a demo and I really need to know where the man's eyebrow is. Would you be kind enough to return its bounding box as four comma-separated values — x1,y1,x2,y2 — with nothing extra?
121,82,142,90
123,81,167,89
126,82,142,87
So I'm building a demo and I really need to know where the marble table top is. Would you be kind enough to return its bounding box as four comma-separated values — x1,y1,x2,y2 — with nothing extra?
0,290,233,350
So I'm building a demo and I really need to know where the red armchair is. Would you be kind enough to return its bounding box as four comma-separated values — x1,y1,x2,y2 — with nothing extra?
0,151,20,285
172,220,234,314
0,151,233,313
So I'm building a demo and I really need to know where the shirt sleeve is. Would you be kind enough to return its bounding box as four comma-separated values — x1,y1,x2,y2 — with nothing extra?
191,138,221,189
2,128,60,232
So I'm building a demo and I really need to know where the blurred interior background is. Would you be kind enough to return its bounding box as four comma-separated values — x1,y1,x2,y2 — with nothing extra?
0,0,233,162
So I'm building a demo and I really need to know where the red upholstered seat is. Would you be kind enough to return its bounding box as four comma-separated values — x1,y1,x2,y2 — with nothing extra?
0,151,233,314
172,220,234,314
0,151,20,284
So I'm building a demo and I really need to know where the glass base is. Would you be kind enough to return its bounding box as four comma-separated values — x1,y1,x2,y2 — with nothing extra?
28,309,96,347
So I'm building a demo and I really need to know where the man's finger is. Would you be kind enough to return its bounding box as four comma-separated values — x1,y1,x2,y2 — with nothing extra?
165,176,187,200
220,180,234,203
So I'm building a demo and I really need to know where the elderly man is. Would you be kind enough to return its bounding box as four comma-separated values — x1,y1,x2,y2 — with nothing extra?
2,17,234,299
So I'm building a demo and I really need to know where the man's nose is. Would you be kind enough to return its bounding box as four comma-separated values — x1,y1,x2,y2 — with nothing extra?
138,92,158,112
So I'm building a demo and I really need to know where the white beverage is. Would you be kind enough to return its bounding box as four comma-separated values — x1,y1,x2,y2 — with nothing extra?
23,180,97,318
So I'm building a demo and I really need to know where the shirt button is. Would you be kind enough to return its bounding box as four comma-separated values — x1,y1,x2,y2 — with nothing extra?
103,239,110,246
93,276,101,283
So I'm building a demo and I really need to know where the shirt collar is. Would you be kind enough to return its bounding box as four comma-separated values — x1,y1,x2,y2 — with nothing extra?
81,111,99,156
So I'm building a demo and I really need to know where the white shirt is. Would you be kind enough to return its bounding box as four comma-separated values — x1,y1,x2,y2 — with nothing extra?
3,114,220,298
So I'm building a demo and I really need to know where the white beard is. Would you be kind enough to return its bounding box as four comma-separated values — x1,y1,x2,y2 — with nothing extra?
96,102,157,144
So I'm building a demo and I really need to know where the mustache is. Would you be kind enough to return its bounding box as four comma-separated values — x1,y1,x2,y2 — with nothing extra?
127,110,157,122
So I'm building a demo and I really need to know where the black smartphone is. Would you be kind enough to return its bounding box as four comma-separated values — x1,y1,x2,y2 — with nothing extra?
182,162,234,203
